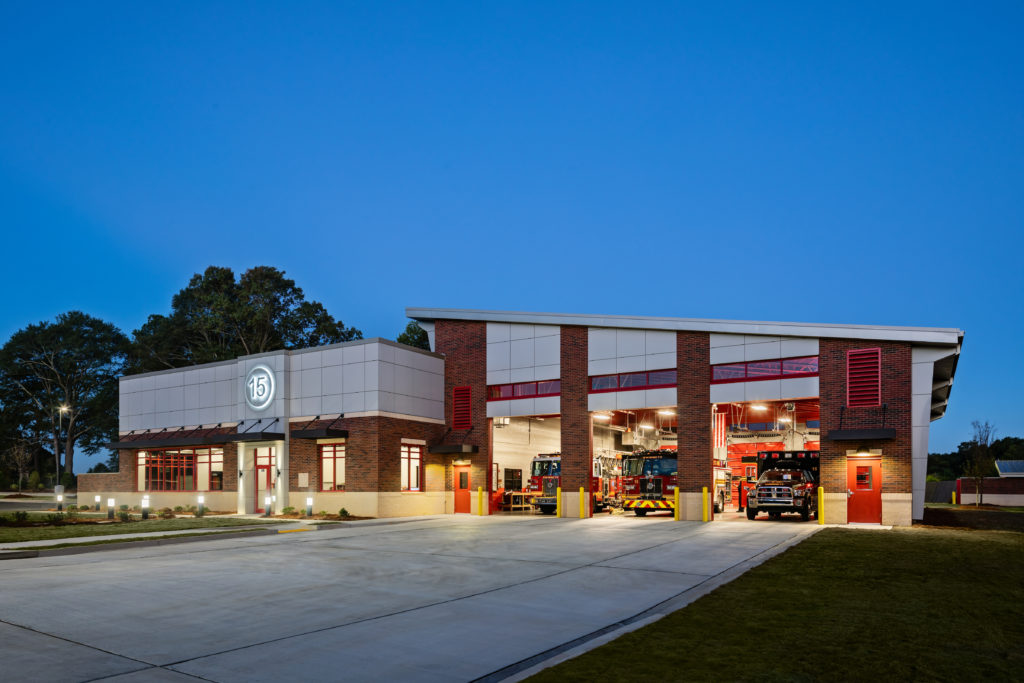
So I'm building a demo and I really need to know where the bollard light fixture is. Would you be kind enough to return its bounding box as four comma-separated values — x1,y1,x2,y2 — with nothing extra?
305,496,313,517
142,496,150,520
107,498,115,520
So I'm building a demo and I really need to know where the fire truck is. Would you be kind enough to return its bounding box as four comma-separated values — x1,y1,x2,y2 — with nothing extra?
528,454,605,515
621,449,732,517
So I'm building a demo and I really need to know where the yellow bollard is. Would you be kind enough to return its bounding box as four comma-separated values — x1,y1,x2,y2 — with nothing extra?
674,488,680,521
477,486,484,516
818,487,824,525
556,486,562,518
579,487,585,518
702,486,708,522
952,491,957,505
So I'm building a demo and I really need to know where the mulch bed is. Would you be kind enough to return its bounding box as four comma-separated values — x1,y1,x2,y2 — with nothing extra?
921,506,1024,532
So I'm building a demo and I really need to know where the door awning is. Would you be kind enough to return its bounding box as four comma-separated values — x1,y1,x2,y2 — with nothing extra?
428,444,479,454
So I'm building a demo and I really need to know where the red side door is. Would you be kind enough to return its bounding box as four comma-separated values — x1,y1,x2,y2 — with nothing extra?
847,457,882,523
454,466,470,514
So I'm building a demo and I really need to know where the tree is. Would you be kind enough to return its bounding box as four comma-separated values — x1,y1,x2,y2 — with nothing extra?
3,441,33,492
0,311,128,479
963,420,997,506
396,320,430,350
129,266,362,371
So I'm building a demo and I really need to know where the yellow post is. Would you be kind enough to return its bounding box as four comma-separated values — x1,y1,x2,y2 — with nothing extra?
674,488,680,521
702,486,708,522
579,487,585,518
556,486,562,518
818,487,824,525
952,491,957,505
477,486,484,516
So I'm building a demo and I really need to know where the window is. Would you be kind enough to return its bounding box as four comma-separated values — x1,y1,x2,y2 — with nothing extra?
504,468,522,491
589,369,677,393
401,444,422,491
710,356,819,384
137,447,224,491
453,386,472,429
320,443,346,491
847,348,881,407
487,380,560,401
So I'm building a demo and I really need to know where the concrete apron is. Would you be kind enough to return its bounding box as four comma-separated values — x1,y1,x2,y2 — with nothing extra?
0,515,819,683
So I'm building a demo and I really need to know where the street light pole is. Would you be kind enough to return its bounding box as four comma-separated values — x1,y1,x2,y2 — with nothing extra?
56,404,69,488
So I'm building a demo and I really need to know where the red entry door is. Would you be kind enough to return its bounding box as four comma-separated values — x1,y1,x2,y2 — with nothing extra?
454,466,471,514
255,466,272,513
847,457,882,523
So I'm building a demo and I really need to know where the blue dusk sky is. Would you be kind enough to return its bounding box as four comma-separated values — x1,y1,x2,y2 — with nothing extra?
1,2,1021,469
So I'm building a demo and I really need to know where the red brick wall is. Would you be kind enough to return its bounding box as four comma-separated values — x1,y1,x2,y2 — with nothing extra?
288,417,445,492
559,325,591,490
434,320,490,493
819,339,912,494
958,477,1024,495
77,450,136,492
677,331,712,493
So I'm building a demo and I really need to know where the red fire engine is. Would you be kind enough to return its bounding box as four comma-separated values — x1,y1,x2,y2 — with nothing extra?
621,449,732,516
527,454,605,515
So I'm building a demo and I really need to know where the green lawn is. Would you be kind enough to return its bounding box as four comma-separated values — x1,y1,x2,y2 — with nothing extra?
0,517,282,544
529,527,1024,682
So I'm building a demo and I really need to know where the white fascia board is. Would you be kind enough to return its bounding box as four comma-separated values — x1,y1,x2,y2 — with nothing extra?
406,308,963,346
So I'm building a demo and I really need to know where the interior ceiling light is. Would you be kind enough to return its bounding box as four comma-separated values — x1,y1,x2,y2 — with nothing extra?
751,405,768,411
638,423,653,430
592,413,611,421
657,410,675,416
778,417,792,423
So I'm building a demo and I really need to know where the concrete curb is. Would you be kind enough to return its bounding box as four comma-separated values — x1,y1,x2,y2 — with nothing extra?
0,527,282,560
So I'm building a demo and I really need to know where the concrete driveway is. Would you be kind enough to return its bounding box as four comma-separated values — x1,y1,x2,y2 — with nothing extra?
0,514,817,682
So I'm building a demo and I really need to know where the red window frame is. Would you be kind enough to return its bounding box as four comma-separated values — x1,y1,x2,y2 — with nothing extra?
847,348,881,407
487,379,561,401
136,447,224,492
710,356,819,384
319,442,346,492
401,444,423,492
453,386,472,429
588,369,678,394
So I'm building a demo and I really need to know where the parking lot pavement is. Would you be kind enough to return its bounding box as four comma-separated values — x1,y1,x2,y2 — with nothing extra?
0,514,818,682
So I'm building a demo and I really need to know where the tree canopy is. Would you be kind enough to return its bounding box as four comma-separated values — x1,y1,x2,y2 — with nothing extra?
0,311,128,479
396,320,430,350
129,266,362,372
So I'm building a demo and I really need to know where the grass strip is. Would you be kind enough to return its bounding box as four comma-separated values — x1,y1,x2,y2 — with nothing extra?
0,517,284,543
529,527,1024,682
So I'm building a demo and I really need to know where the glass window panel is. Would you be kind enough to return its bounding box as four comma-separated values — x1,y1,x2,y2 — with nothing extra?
619,373,647,389
746,360,782,378
537,380,560,395
336,456,345,490
513,382,537,397
783,356,819,374
198,459,211,491
591,375,617,391
647,369,677,386
712,364,746,381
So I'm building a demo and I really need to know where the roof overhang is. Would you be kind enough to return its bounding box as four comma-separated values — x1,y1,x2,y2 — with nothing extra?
107,431,285,450
407,307,964,345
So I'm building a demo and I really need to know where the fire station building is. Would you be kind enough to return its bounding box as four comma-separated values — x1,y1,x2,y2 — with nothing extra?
79,308,963,525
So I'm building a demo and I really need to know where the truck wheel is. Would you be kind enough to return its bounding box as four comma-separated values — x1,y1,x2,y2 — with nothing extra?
634,509,648,517
746,507,756,520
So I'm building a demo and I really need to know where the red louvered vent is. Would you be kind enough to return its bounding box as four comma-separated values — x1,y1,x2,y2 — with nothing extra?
847,348,881,407
452,386,472,429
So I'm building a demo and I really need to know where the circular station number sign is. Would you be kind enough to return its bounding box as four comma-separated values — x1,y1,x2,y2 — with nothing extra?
245,364,276,411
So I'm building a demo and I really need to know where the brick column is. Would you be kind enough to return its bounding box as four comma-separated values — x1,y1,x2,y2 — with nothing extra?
434,320,490,505
676,331,711,520
819,338,913,524
559,325,591,494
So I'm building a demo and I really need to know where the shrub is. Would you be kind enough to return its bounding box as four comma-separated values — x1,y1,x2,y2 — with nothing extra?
67,504,78,512
79,504,89,511
132,504,141,512
282,506,295,515
120,504,129,511
318,510,329,517
46,513,65,525
117,510,132,522
65,507,79,520
339,508,350,518
188,505,197,513
173,505,184,513
61,472,76,490
159,507,175,519
9,484,16,491
27,471,40,490
14,511,28,523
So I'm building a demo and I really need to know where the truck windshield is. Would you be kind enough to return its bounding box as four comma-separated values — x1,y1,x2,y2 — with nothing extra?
531,460,561,477
758,470,808,484
622,457,677,477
